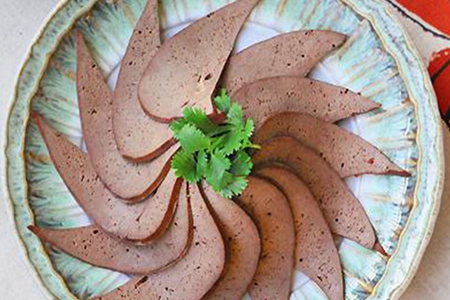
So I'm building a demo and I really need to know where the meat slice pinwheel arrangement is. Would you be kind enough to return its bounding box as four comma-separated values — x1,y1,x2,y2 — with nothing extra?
112,0,175,161
29,0,411,299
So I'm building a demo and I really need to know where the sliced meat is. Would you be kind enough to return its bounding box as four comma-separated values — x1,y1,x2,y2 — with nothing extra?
76,33,176,201
200,184,261,300
28,181,192,274
253,137,376,249
222,30,346,94
236,176,294,300
256,166,343,300
138,0,260,121
35,114,179,243
254,112,409,177
126,171,179,243
112,0,176,161
92,184,225,300
231,76,380,129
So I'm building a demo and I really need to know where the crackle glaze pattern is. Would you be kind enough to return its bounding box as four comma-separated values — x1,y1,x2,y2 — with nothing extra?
5,0,443,299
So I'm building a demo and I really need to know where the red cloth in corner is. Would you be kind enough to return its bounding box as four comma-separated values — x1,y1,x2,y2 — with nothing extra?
397,0,450,37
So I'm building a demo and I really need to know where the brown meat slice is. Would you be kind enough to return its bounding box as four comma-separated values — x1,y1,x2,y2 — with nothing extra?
222,30,346,94
253,137,376,249
35,114,179,243
231,76,380,129
256,166,343,300
28,180,192,274
92,184,225,300
76,33,177,201
138,0,260,121
236,177,295,300
254,112,409,177
112,0,176,161
200,184,261,300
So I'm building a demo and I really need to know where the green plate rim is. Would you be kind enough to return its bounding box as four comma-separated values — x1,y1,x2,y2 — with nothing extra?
342,0,444,299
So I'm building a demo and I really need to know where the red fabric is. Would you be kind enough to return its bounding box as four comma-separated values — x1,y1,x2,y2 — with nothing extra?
429,48,450,116
397,0,450,36
395,0,450,120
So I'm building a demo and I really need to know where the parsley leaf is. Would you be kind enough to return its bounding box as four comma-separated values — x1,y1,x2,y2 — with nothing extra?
214,88,231,113
170,89,258,198
230,151,253,176
171,150,201,182
196,150,209,178
208,124,234,137
169,118,188,138
221,131,243,155
244,119,254,138
182,107,217,134
176,124,210,154
220,173,248,198
226,103,244,127
206,150,231,191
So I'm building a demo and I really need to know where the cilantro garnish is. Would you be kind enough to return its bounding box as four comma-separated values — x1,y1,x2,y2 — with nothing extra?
170,89,259,198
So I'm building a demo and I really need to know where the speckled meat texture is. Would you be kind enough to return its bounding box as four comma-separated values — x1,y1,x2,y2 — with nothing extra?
254,112,409,178
256,166,343,300
36,115,181,243
231,76,380,129
222,30,346,94
76,33,177,201
92,184,225,300
138,0,260,121
112,0,176,161
236,177,295,300
253,137,376,249
28,180,192,274
125,171,181,243
201,185,261,300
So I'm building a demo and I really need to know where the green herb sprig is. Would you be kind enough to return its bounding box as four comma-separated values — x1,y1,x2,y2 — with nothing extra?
170,89,259,198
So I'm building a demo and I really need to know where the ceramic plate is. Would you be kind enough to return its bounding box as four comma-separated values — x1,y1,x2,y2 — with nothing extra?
5,0,444,299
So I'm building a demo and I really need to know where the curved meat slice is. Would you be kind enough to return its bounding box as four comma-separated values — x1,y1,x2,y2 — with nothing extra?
256,166,343,300
92,184,225,300
126,171,180,243
112,0,176,161
236,177,295,300
222,30,346,94
200,185,261,300
254,112,409,177
35,114,179,243
28,181,192,274
231,76,380,129
138,0,260,121
76,33,176,201
253,137,376,249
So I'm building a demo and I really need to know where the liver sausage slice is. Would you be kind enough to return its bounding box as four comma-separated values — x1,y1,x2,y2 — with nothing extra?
138,0,260,121
256,166,343,300
255,112,409,177
231,76,380,129
112,0,176,161
222,30,346,94
76,33,177,201
236,177,295,300
253,137,376,248
92,184,225,300
28,180,193,274
201,185,261,300
35,114,180,243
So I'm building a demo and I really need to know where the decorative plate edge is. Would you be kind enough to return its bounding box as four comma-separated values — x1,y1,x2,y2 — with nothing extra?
4,0,99,298
341,0,445,299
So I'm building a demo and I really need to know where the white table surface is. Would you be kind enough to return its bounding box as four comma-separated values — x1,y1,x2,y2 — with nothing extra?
0,0,448,299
